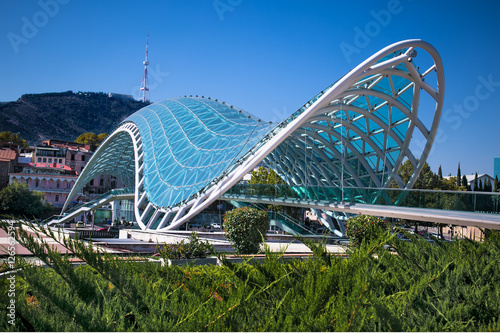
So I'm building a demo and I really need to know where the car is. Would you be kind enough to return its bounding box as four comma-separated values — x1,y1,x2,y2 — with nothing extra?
211,223,221,229
75,222,84,228
96,227,108,231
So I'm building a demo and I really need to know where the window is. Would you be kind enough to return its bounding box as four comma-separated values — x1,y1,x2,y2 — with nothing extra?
37,157,41,162
100,179,104,186
66,182,70,189
90,179,94,186
48,158,52,163
35,180,39,188
59,159,62,163
71,154,75,161
81,155,86,162
55,195,59,202
42,158,47,163
56,182,60,189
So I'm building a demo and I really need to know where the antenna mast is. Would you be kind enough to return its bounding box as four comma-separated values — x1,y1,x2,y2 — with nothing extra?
139,32,150,102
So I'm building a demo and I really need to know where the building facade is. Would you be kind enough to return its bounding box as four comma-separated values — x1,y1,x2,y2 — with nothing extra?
464,174,495,191
9,162,78,207
0,144,18,189
7,139,122,209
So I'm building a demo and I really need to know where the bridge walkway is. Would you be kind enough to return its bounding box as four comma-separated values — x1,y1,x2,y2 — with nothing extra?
221,193,500,230
45,188,134,226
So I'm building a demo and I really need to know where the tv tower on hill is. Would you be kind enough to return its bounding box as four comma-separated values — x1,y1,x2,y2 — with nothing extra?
139,32,150,102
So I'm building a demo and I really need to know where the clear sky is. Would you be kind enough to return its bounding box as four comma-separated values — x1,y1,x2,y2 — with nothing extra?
1,0,499,177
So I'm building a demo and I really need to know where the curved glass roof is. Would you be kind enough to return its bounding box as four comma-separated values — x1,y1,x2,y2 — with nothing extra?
61,40,444,233
124,97,275,207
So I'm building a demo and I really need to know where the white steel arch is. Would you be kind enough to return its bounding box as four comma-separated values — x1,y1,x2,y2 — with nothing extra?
62,39,444,232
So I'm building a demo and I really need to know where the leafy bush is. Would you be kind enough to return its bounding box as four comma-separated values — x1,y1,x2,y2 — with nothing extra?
0,181,52,219
223,207,270,254
346,214,386,246
157,232,214,259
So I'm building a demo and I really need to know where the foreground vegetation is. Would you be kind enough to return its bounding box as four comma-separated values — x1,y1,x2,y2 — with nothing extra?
1,221,500,331
0,182,53,219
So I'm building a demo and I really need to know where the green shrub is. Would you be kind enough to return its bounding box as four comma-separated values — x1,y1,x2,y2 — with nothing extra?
346,215,386,246
223,207,270,254
4,220,500,331
157,232,214,259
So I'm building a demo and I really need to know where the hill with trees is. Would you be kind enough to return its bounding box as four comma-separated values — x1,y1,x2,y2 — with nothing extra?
0,91,147,145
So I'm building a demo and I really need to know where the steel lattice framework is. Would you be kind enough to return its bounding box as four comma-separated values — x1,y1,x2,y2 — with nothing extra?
62,39,444,231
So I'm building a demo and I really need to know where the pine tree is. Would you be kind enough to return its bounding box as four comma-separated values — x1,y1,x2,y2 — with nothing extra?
462,175,469,190
474,173,478,191
495,176,499,192
457,163,461,186
485,179,492,192
438,165,443,180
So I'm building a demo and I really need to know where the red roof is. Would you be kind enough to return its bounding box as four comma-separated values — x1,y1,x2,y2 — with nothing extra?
0,149,17,161
29,162,73,171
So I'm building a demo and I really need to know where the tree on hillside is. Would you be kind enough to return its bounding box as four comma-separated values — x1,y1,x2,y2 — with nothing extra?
0,131,29,148
0,181,52,219
75,132,98,145
97,133,108,144
75,132,108,146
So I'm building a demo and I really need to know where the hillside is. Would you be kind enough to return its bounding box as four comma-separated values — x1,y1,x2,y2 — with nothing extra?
0,91,148,145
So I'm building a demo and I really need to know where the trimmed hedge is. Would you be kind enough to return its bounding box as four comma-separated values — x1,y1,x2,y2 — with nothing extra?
223,207,270,254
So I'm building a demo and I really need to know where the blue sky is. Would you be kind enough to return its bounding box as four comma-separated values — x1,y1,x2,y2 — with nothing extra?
1,0,499,177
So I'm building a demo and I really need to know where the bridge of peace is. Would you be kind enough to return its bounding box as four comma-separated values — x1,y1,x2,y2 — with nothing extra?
48,39,500,237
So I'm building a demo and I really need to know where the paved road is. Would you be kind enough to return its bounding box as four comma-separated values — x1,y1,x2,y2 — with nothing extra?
0,227,72,256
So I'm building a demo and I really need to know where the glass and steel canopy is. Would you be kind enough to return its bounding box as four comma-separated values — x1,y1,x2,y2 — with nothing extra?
62,39,444,232
125,97,275,208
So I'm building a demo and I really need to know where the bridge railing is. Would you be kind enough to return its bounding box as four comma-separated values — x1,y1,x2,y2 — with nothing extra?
59,187,135,218
224,184,500,214
251,202,316,235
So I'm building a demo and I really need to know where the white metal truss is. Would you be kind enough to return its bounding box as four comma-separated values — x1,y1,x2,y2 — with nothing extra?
61,39,444,232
